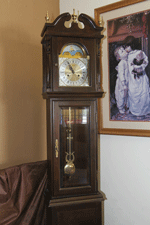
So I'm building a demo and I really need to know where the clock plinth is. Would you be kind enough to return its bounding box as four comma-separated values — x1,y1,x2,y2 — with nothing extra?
41,12,105,225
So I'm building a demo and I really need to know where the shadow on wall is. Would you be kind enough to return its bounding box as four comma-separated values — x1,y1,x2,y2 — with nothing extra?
0,25,46,169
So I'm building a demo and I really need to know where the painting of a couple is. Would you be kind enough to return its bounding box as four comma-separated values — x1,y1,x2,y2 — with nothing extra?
108,10,150,121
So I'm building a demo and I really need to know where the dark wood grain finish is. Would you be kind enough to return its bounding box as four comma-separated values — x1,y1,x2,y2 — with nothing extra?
46,98,100,197
41,12,105,225
41,13,103,39
48,197,103,225
41,12,104,96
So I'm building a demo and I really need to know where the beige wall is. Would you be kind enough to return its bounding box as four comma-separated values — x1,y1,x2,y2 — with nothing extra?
0,0,59,169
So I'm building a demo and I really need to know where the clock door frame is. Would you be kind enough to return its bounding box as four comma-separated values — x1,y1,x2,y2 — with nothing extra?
46,98,99,198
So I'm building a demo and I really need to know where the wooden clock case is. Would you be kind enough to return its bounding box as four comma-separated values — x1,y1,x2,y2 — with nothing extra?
41,12,105,225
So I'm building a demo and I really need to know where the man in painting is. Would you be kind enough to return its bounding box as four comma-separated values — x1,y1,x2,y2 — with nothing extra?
114,46,129,114
124,35,150,116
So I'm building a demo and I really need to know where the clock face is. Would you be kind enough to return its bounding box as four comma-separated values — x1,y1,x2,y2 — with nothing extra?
59,43,90,87
59,58,88,86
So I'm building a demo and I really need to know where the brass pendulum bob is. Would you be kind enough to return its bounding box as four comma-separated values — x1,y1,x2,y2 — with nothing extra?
64,152,75,176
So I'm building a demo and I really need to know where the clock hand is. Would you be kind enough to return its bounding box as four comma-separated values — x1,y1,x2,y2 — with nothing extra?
67,61,75,74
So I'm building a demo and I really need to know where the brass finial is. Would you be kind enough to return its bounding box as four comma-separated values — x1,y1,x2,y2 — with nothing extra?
98,15,103,27
45,11,50,23
72,9,78,23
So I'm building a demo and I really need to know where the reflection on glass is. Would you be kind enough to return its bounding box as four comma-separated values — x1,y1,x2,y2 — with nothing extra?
60,107,90,188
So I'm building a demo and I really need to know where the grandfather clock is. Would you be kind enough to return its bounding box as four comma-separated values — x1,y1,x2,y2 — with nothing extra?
41,10,105,225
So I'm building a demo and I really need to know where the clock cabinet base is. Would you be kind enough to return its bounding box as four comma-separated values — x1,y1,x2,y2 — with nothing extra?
47,195,104,225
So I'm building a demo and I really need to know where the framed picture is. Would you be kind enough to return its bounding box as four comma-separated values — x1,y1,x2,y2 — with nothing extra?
94,0,150,137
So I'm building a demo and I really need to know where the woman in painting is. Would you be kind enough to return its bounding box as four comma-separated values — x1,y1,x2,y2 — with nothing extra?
114,45,129,114
123,35,150,116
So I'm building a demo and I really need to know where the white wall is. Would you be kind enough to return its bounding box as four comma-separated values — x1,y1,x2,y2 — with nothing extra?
60,1,150,225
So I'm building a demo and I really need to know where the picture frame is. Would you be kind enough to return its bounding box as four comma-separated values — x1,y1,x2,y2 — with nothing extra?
94,0,150,137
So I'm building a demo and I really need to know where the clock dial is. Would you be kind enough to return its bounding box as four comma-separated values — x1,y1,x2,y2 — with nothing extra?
59,43,90,87
59,58,88,86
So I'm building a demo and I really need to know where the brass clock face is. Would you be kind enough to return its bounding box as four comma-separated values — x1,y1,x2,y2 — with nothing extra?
59,58,87,86
59,43,90,87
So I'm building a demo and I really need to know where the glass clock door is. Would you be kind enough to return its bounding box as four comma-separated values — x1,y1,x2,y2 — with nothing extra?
60,106,90,188
53,100,97,197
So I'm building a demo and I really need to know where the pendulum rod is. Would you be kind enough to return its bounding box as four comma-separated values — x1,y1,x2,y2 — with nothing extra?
64,107,75,176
